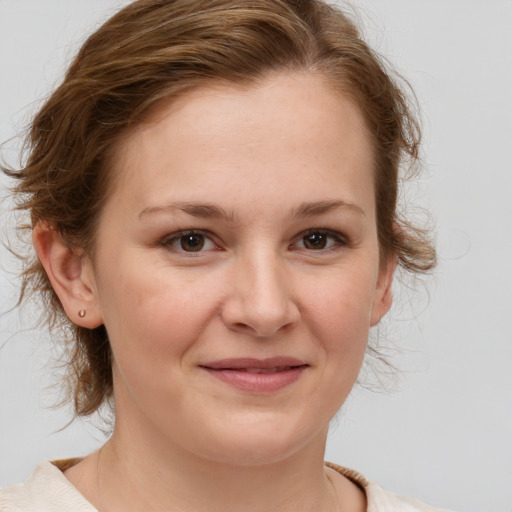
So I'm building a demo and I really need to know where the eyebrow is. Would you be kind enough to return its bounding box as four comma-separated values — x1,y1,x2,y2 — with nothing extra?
290,199,365,219
138,199,365,221
139,202,236,221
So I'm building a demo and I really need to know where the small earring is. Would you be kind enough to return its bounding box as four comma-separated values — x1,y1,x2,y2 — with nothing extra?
78,309,86,318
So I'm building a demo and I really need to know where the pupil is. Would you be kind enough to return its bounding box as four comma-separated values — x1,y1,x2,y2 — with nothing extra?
304,232,326,249
181,234,204,252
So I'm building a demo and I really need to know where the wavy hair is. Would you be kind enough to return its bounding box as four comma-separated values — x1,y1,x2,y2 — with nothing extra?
3,0,435,416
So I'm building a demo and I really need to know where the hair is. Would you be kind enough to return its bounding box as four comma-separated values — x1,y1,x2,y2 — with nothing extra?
3,0,435,417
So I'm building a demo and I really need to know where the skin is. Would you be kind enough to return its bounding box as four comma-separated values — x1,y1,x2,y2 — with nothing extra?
34,71,396,512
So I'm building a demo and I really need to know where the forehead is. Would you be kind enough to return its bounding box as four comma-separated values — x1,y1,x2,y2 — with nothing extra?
106,72,375,219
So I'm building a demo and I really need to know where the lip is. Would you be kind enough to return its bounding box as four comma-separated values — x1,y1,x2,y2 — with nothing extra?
199,357,309,393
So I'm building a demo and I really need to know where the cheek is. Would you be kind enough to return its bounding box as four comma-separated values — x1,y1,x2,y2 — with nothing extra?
96,256,220,366
300,264,377,383
302,264,377,336
98,266,221,417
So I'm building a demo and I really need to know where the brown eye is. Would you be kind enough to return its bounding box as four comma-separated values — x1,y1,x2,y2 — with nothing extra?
161,230,216,254
302,232,328,250
180,233,205,252
294,230,346,251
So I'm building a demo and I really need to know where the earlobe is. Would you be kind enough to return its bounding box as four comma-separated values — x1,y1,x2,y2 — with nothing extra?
32,223,103,328
370,253,397,327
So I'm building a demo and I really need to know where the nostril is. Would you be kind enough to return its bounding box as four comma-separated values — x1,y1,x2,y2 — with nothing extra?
228,319,296,338
233,322,250,331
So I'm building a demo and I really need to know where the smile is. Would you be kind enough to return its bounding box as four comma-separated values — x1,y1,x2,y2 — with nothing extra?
199,358,309,393
240,367,295,374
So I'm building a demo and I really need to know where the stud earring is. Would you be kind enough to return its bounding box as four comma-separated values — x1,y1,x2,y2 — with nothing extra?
78,309,86,318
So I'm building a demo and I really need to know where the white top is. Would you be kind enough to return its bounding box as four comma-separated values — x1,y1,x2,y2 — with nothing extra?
0,460,454,512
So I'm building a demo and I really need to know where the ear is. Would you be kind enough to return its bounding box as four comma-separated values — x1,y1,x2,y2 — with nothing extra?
32,223,103,328
370,252,397,327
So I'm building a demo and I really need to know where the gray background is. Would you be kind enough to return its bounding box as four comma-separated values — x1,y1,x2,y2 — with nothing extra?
0,1,511,511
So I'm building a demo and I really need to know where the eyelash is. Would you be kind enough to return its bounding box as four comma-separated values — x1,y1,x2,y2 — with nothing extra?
291,229,348,252
159,228,348,255
159,230,218,254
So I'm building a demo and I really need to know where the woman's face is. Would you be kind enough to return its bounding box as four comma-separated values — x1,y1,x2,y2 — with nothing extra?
83,72,394,464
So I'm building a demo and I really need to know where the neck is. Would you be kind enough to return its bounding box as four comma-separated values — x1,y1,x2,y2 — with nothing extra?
96,426,338,512
65,407,365,512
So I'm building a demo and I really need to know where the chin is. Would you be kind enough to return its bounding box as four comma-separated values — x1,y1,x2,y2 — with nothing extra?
200,439,306,468
189,413,326,467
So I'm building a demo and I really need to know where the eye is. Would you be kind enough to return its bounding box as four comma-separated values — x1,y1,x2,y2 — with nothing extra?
161,231,217,253
293,230,347,251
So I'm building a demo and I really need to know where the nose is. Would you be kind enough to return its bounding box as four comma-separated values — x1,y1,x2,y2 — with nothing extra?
220,251,300,338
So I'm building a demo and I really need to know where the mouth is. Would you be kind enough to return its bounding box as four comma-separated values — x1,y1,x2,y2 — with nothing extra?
230,366,301,374
199,357,309,393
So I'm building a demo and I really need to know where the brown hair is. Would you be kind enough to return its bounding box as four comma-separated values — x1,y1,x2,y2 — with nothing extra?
3,0,435,417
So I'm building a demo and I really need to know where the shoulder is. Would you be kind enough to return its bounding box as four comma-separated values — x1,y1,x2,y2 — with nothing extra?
0,461,96,512
364,480,454,512
326,462,455,512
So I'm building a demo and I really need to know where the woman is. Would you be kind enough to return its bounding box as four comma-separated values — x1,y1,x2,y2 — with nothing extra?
1,0,449,510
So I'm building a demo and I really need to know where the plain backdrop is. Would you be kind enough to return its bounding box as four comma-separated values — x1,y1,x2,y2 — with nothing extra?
0,1,511,511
